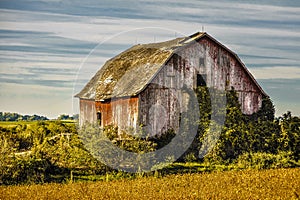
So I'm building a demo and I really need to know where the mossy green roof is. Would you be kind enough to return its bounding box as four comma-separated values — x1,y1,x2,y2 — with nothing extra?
75,33,203,100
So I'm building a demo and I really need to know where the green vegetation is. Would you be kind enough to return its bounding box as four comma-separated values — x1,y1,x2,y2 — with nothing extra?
0,112,79,122
0,120,109,185
0,121,39,127
195,88,299,164
57,114,79,121
0,112,48,121
0,87,299,187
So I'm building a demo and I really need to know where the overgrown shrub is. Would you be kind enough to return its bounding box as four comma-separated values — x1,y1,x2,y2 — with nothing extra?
235,151,299,169
195,87,299,165
0,121,108,185
0,156,51,185
0,134,51,185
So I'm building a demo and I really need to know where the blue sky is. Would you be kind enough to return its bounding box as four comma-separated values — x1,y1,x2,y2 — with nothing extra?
0,0,299,118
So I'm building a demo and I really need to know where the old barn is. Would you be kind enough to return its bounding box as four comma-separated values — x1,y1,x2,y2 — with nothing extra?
75,32,266,135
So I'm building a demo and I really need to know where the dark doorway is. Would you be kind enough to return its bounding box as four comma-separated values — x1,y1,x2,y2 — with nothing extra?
197,74,206,87
97,112,102,126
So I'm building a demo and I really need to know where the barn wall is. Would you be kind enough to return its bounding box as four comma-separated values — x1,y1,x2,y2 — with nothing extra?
199,37,262,114
95,97,139,131
163,37,262,115
139,52,196,136
138,37,263,135
79,99,97,126
139,85,181,136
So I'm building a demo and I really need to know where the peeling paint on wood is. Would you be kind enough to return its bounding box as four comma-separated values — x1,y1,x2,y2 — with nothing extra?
79,99,97,125
95,97,139,131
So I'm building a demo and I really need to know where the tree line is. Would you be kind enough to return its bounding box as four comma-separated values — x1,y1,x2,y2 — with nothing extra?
0,112,48,121
0,112,79,121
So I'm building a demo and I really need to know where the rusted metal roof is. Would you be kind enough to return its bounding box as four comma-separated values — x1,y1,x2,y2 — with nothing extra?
75,32,266,100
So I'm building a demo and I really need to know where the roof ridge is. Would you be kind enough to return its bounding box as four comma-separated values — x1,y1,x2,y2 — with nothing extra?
75,31,267,100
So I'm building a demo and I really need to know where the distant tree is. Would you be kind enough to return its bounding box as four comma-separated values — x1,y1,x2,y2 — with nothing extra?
72,114,79,120
57,114,78,121
0,112,48,121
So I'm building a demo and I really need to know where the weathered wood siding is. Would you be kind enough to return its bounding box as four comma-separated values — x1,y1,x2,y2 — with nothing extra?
95,97,139,131
80,35,263,134
139,84,182,136
138,52,196,136
138,37,263,135
79,99,97,126
166,37,262,115
199,37,262,114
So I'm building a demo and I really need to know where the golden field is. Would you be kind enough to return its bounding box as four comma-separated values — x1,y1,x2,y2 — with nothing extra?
0,168,299,200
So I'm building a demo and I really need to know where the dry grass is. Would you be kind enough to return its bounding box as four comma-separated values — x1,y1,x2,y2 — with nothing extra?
0,168,299,200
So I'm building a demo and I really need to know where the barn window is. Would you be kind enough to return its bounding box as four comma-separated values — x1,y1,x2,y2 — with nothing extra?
169,65,174,73
199,57,205,66
226,73,230,87
167,65,175,76
197,74,206,87
199,57,206,74
97,112,102,126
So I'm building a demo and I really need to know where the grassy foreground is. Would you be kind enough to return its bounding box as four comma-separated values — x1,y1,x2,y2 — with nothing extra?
0,168,299,200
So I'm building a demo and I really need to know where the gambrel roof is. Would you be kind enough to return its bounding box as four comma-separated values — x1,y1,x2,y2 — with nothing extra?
75,32,266,101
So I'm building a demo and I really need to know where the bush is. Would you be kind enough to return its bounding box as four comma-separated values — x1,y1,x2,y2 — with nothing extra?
0,155,51,185
0,121,108,185
235,152,299,170
183,153,198,163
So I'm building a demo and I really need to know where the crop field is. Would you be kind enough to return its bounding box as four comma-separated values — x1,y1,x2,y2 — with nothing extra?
0,121,36,127
0,120,76,128
0,168,299,200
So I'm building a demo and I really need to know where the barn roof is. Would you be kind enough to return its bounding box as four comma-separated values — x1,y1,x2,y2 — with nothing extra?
75,32,266,100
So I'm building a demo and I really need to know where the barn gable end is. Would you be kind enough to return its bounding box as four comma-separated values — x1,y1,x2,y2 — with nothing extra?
76,32,267,133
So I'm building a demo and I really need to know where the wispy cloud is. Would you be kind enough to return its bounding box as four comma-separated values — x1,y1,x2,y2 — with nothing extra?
249,67,300,79
0,0,299,117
